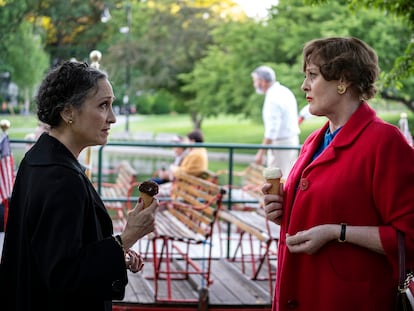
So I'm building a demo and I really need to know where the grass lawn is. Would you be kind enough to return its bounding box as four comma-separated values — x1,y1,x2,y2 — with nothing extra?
2,106,412,181
119,114,266,144
3,107,412,144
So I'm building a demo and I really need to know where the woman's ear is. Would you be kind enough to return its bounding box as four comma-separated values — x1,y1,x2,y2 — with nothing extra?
339,76,351,88
60,106,74,125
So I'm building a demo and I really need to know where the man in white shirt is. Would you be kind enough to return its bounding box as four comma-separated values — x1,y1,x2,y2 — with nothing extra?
298,104,314,125
251,65,300,179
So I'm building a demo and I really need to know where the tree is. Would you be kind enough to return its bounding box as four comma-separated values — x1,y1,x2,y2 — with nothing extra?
2,0,413,122
181,0,414,128
305,0,414,110
1,0,108,66
32,0,108,63
0,0,32,70
5,21,49,114
103,0,243,128
180,19,274,123
0,0,108,112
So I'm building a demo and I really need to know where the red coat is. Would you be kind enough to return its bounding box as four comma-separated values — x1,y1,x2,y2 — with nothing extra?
274,103,414,311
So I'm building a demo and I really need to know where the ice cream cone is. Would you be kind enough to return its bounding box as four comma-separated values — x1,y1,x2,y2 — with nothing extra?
138,180,159,208
140,192,154,208
262,167,282,195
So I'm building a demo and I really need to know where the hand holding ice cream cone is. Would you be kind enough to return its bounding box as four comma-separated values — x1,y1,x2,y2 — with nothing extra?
121,182,158,249
262,167,282,195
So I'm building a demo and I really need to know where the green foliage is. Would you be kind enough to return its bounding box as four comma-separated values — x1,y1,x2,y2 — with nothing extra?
136,90,177,115
105,1,214,89
2,0,414,127
180,19,267,121
0,0,32,70
5,22,49,104
182,0,414,122
305,0,414,94
34,0,105,62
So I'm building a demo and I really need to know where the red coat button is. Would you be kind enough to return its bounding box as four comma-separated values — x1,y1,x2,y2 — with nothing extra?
287,299,299,309
299,178,309,190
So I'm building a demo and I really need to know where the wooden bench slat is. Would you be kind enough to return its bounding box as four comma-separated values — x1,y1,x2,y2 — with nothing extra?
229,210,280,240
96,161,137,226
150,171,225,300
156,210,204,241
154,171,223,242
218,210,269,242
167,207,208,237
173,190,205,209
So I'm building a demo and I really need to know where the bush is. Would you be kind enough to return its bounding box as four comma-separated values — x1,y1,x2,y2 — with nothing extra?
136,90,176,115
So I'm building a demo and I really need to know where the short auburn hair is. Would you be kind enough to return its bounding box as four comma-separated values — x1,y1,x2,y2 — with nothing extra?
303,37,379,100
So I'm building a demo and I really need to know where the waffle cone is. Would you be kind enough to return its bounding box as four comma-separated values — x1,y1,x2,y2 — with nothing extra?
266,178,281,195
140,193,154,208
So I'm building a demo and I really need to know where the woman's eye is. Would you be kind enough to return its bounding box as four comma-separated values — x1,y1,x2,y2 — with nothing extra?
304,73,315,79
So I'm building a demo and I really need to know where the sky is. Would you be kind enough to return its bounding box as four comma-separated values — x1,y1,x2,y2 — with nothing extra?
234,0,279,18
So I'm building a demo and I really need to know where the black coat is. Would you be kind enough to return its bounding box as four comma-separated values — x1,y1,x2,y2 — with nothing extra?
0,134,127,311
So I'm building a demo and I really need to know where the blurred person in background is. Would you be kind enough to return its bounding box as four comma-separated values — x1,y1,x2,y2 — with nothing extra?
151,135,189,184
298,104,314,125
24,121,51,151
251,65,300,179
156,130,208,197
174,129,208,177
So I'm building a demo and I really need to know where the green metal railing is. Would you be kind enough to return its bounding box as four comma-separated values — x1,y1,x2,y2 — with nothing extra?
13,139,301,206
11,139,301,257
95,141,301,208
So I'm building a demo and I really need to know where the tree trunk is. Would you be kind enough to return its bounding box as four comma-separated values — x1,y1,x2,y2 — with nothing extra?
190,111,203,129
23,88,30,115
380,91,414,113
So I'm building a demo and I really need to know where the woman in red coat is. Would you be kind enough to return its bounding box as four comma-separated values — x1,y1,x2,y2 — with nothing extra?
262,37,414,310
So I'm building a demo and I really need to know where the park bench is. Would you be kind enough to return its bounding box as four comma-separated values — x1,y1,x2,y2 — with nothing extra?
216,162,281,294
97,160,138,232
197,169,219,184
218,162,266,210
147,170,225,302
218,208,280,294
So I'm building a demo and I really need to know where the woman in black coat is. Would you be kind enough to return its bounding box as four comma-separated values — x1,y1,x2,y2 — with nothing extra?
0,61,158,310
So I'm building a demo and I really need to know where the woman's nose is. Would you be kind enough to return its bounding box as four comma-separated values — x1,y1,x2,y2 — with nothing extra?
301,80,309,92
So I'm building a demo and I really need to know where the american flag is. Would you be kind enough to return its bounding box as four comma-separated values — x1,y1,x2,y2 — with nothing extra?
0,133,15,229
399,112,413,146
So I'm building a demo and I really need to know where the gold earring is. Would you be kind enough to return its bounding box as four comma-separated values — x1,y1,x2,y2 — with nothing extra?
337,84,346,95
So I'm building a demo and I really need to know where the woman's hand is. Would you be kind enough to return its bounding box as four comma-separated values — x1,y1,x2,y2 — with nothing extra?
121,197,158,250
125,249,144,273
285,224,337,254
261,182,284,224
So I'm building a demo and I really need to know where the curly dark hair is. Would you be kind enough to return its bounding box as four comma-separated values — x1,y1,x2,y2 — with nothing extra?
36,60,108,127
302,37,379,100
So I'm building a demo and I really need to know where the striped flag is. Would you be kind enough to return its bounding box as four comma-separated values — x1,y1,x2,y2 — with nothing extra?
0,133,15,230
399,112,413,146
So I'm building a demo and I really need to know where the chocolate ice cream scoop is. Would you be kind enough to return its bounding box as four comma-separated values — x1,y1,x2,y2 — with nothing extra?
138,180,159,208
139,180,159,196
